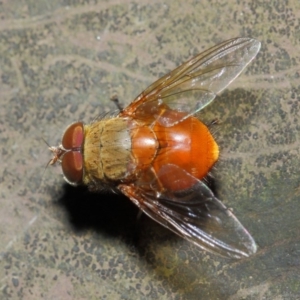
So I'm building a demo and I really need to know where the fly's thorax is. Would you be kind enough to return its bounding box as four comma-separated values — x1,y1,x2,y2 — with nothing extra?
83,117,132,185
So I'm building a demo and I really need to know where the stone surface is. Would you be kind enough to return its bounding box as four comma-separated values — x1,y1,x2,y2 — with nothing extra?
0,0,299,299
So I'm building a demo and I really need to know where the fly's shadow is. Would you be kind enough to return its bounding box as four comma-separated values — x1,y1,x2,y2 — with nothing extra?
56,184,139,243
55,184,179,251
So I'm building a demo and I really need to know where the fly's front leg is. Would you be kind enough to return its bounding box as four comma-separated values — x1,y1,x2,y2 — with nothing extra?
110,95,123,112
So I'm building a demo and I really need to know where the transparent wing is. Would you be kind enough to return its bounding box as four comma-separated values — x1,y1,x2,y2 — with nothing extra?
121,37,261,126
119,164,257,259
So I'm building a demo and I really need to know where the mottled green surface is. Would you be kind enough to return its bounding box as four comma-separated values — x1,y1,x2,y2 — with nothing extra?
1,0,300,299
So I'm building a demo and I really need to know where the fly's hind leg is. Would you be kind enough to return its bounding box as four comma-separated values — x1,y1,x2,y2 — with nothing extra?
209,118,220,126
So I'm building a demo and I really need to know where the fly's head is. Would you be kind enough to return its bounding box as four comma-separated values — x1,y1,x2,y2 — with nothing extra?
48,122,84,185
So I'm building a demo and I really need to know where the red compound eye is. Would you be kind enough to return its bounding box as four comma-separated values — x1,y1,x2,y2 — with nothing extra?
61,151,83,184
62,122,84,150
60,122,84,184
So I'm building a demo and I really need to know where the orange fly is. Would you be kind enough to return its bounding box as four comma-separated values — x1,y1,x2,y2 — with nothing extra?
49,37,261,259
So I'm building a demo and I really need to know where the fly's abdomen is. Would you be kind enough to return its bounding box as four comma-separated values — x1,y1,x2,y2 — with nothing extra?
152,115,219,192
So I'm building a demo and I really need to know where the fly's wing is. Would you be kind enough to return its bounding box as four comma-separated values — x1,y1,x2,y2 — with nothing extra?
120,37,261,126
119,164,257,259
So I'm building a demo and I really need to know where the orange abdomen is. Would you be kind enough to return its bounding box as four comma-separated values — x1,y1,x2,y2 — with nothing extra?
152,116,219,191
130,109,219,192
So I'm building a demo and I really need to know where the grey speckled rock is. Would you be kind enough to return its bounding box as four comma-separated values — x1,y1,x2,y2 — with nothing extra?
0,1,299,299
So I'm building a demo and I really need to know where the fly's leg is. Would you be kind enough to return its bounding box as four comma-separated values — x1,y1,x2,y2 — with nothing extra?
209,118,220,126
110,95,123,112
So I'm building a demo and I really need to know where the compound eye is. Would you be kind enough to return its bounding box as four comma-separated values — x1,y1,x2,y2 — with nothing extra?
61,151,83,184
62,122,84,150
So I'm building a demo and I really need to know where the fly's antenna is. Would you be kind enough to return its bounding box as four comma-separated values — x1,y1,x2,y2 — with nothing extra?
41,136,51,149
40,137,67,190
41,137,65,166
